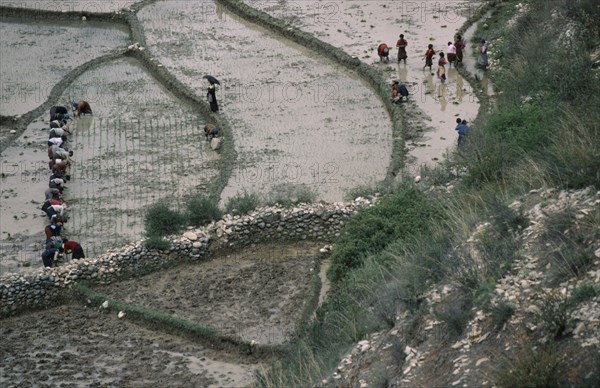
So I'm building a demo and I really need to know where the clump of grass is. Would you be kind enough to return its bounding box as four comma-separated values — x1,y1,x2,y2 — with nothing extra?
540,208,598,284
266,183,316,207
433,292,473,340
144,203,186,237
185,194,222,226
493,343,564,388
569,283,598,306
534,291,571,339
489,301,515,330
224,190,261,215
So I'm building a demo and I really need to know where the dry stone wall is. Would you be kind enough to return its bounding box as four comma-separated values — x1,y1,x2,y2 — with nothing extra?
0,198,376,317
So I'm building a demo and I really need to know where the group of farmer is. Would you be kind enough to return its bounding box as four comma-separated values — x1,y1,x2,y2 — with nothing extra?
378,33,477,146
40,101,91,268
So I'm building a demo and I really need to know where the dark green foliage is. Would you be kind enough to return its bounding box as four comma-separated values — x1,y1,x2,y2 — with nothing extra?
144,203,186,237
224,190,260,215
484,104,551,152
185,194,222,226
328,187,443,281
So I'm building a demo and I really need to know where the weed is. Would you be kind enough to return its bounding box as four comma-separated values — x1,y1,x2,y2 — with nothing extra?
224,190,260,215
185,194,222,226
265,183,316,207
569,283,598,306
433,292,473,341
489,301,515,330
534,291,571,339
144,203,186,237
493,343,564,388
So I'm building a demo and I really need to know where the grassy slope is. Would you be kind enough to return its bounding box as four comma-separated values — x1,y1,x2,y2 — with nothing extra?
255,0,600,386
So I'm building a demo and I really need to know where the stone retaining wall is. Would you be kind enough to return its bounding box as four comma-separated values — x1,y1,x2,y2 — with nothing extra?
0,198,376,317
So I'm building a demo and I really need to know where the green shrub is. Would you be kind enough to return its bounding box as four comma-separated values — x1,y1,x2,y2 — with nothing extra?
185,194,222,226
144,235,171,250
144,203,186,237
484,104,552,152
327,187,443,281
224,190,260,214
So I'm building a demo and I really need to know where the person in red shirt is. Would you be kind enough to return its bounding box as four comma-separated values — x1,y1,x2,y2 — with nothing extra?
396,34,408,64
424,44,436,72
378,43,390,62
62,238,85,260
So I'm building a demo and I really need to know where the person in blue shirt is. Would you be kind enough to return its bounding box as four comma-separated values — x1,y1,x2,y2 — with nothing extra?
455,118,469,146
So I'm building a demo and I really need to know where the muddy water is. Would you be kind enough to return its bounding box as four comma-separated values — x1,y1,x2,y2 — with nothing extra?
138,0,392,203
1,0,141,13
0,18,129,115
242,0,483,171
0,57,216,274
0,303,260,387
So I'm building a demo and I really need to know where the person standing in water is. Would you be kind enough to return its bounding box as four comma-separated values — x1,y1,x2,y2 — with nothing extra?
424,44,435,72
396,34,408,64
454,34,466,63
446,41,457,67
207,81,219,112
437,52,448,83
478,39,489,70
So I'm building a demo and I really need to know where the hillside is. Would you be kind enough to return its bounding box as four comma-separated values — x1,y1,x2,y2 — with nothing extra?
255,0,600,386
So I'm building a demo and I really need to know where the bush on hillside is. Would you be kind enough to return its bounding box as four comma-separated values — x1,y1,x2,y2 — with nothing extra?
144,203,186,237
327,187,443,281
224,190,260,215
185,194,222,226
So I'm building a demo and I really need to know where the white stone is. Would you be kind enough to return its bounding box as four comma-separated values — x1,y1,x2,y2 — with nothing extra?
118,311,126,319
476,357,490,367
183,231,198,241
573,322,586,336
192,242,202,248
81,16,87,21
9,130,16,134
101,300,109,309
414,175,421,183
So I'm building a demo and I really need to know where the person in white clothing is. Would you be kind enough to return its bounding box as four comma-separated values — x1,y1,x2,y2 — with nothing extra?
446,41,457,67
